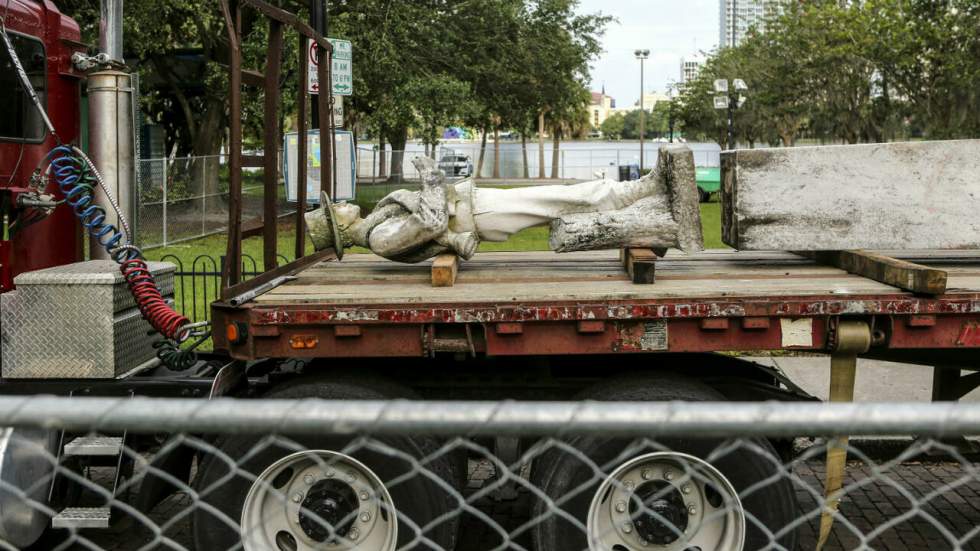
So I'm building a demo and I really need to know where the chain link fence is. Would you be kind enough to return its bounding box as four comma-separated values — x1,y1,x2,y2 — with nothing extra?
135,155,295,249
1,396,979,550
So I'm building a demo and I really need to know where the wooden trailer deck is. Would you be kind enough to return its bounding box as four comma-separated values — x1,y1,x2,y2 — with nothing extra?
214,250,980,359
255,250,980,305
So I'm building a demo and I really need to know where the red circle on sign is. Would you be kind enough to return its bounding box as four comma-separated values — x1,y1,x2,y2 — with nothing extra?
309,41,318,65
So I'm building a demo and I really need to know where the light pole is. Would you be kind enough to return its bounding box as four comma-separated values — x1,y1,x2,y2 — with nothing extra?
713,78,748,149
634,49,650,171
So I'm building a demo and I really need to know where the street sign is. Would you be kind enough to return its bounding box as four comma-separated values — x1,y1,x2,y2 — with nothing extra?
714,95,729,109
307,38,352,96
332,95,344,126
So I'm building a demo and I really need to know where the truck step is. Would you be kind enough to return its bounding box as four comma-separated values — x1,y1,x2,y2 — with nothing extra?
52,507,110,529
63,436,123,457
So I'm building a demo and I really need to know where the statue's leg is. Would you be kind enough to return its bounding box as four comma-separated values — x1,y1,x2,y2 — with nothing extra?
471,172,664,242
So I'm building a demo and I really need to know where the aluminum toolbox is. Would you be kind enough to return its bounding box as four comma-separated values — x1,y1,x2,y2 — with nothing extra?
0,260,176,379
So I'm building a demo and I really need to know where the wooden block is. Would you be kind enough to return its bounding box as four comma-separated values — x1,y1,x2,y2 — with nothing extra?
623,248,659,284
722,140,980,250
431,254,459,287
809,250,947,295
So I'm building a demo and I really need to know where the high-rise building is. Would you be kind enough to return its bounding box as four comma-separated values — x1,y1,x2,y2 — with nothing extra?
719,0,780,47
680,54,706,85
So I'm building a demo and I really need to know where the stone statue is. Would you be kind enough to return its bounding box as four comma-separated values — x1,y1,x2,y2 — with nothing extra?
306,144,703,262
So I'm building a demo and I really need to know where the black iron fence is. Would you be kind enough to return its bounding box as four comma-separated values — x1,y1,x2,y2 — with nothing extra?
158,253,291,327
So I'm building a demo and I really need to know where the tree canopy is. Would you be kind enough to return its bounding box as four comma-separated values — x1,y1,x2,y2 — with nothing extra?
676,0,980,147
60,0,610,178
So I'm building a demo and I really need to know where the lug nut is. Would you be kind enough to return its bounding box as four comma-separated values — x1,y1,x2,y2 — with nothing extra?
348,528,360,541
346,471,357,483
641,469,653,480
359,491,370,501
291,492,303,503
360,511,371,522
304,474,315,485
325,470,335,478
624,480,635,491
682,485,692,494
615,501,627,513
688,505,697,516
622,523,633,534
663,470,674,481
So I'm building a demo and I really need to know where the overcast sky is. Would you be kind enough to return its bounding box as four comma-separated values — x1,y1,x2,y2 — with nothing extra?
576,0,720,107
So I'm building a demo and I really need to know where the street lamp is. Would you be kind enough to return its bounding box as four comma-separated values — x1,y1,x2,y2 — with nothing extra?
714,78,748,149
635,49,650,171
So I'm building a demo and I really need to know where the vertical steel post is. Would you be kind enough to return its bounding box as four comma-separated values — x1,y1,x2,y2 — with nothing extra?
161,158,167,247
316,42,332,198
309,0,324,129
727,92,736,149
201,158,206,236
639,57,645,172
262,20,283,272
99,0,124,61
295,29,309,261
220,0,243,288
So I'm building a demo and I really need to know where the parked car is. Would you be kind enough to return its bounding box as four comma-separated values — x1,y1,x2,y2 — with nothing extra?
438,154,474,177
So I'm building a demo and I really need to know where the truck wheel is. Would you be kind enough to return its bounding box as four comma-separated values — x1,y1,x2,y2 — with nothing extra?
698,187,711,202
530,373,798,551
191,375,459,551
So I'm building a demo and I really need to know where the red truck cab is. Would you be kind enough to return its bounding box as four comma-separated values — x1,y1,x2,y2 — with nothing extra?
0,0,85,292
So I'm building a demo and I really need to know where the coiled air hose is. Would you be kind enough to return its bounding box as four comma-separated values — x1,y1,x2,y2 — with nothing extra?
42,146,208,371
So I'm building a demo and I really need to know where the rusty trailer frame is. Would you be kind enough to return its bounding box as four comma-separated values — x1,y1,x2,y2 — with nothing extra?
211,250,980,364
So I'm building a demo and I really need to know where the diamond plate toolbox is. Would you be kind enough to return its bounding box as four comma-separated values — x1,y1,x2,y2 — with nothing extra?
1,261,176,379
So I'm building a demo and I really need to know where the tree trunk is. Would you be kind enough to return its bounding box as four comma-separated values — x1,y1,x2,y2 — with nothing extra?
378,135,387,179
388,127,409,182
521,133,529,179
192,96,225,196
538,111,546,179
476,125,488,179
550,130,561,179
492,127,501,179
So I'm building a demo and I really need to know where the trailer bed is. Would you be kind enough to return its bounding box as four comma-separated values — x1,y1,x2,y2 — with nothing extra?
214,250,980,359
255,250,980,304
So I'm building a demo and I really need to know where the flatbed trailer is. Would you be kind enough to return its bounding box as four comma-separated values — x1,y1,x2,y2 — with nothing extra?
212,249,980,365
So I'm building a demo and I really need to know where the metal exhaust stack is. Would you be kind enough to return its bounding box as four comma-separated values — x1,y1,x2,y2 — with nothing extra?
88,0,134,259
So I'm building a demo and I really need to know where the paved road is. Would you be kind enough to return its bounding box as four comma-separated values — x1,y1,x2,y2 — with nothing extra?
749,356,980,403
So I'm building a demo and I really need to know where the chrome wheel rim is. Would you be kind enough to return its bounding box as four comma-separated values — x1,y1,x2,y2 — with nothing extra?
587,451,745,551
241,450,397,551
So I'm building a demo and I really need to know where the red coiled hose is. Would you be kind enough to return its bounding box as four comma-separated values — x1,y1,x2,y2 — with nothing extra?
120,258,190,341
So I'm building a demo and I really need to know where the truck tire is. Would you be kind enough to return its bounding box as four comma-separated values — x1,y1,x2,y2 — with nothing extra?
191,374,459,551
529,373,799,551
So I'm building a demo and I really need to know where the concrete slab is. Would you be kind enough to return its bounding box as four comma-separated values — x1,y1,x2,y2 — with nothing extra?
748,356,980,402
721,139,980,250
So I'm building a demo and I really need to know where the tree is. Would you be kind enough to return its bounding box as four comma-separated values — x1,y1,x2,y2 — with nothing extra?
402,75,474,158
600,112,625,140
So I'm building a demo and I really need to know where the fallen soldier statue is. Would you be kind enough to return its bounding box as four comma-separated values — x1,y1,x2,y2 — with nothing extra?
305,144,703,262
